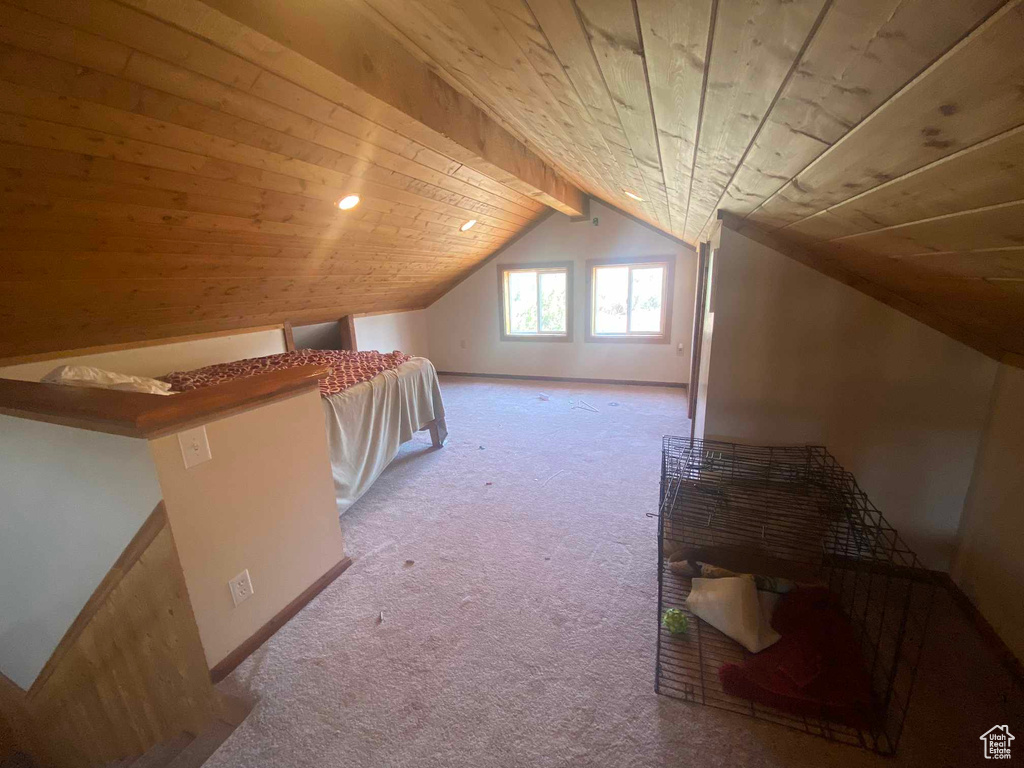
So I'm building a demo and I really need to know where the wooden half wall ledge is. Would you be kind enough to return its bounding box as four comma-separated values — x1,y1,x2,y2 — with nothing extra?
0,364,330,438
210,556,353,683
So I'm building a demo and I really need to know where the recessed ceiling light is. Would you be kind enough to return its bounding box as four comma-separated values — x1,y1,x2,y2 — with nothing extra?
460,219,478,232
624,191,644,202
337,194,360,210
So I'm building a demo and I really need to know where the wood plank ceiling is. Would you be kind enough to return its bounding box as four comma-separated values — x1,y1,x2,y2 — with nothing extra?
0,0,576,358
1,0,1022,364
345,0,1024,362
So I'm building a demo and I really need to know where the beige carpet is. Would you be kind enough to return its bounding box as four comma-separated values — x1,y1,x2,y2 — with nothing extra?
211,376,1023,767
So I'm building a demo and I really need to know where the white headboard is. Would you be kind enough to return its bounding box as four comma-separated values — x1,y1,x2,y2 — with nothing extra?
0,327,289,382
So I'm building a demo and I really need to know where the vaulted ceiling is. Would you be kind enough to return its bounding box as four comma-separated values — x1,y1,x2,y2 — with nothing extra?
1,0,1023,364
347,0,1023,361
0,0,565,358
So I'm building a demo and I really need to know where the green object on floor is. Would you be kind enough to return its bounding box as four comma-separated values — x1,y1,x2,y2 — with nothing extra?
661,608,689,635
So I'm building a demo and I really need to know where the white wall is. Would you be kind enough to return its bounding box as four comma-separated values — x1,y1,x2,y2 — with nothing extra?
700,225,999,570
356,310,430,358
293,321,340,351
293,313,430,357
149,389,344,667
0,328,287,382
426,201,698,383
0,419,162,688
951,363,1024,659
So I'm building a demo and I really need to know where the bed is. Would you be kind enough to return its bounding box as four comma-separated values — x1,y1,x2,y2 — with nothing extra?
163,349,447,513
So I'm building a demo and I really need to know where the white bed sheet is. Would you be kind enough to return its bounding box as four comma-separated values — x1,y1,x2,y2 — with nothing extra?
320,356,446,513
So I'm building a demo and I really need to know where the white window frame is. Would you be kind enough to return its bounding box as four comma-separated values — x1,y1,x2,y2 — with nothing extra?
585,256,674,344
497,262,574,342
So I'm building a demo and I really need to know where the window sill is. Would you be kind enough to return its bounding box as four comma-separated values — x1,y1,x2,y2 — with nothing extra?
584,333,670,344
499,333,573,343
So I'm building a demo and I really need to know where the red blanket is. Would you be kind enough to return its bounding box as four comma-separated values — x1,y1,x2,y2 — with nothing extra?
719,588,875,728
163,349,411,398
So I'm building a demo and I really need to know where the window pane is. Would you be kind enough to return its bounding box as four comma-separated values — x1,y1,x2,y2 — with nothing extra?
594,266,628,334
507,271,538,333
630,267,664,333
539,271,567,333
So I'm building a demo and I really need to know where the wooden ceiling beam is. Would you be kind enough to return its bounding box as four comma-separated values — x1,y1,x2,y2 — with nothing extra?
0,0,547,219
123,0,586,217
0,84,528,237
352,0,609,203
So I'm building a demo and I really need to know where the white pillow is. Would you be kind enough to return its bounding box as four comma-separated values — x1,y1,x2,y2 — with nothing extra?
685,576,781,653
41,365,175,396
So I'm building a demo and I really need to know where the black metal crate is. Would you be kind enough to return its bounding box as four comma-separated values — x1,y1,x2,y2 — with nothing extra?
655,437,935,755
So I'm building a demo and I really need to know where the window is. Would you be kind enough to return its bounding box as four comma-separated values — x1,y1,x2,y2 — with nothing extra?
498,263,573,341
586,257,673,343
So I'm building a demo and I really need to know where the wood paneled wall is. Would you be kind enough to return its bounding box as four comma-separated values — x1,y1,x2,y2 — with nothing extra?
0,505,221,768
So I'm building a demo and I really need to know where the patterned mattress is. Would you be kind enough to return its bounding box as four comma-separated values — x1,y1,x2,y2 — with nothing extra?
162,349,412,397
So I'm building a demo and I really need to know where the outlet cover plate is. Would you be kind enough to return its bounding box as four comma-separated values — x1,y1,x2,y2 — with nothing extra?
178,426,212,469
229,569,254,607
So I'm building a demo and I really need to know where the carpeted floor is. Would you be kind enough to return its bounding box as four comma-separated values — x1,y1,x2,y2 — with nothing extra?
211,376,1023,768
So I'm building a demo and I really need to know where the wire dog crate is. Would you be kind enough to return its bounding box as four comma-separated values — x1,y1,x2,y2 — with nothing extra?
655,437,935,755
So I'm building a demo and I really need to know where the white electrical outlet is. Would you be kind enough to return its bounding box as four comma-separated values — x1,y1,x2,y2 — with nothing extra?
229,569,254,607
178,426,212,469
